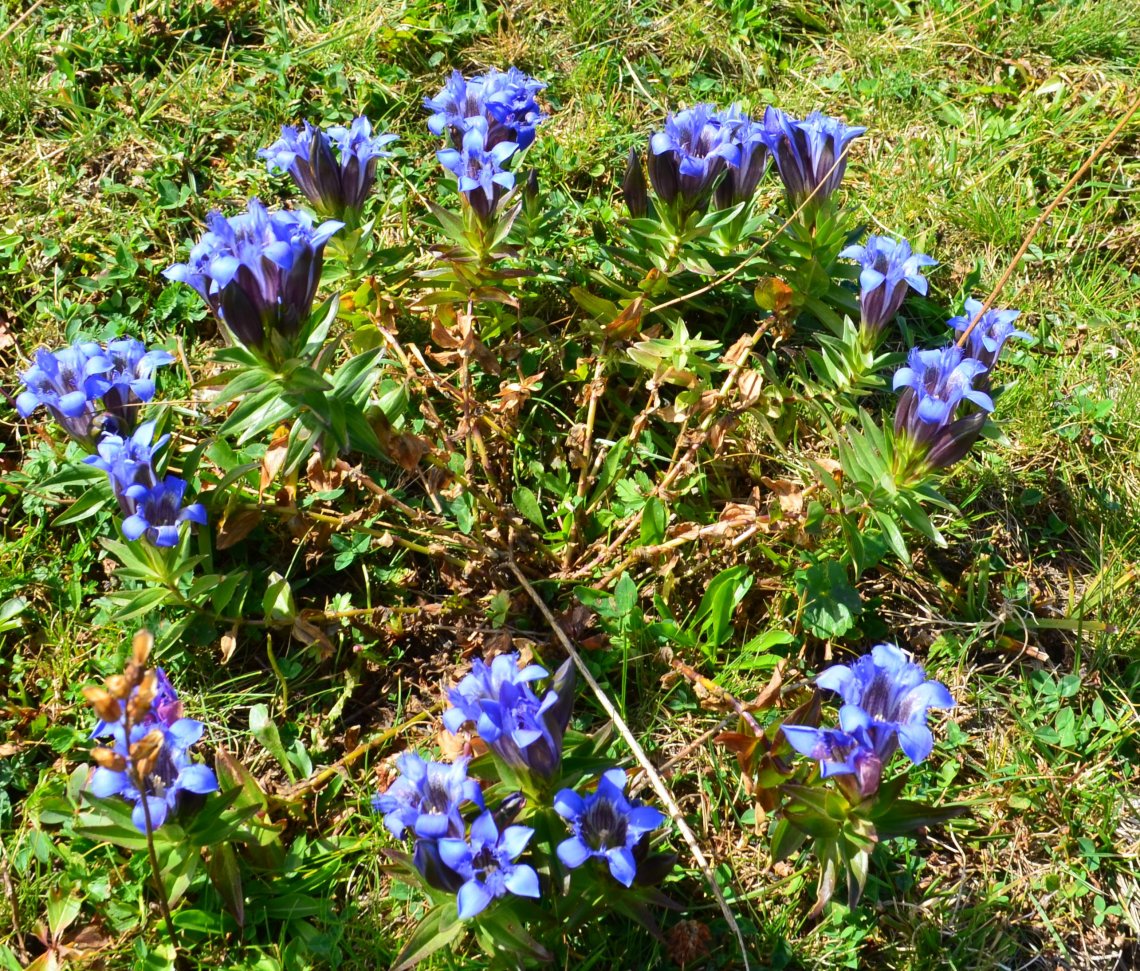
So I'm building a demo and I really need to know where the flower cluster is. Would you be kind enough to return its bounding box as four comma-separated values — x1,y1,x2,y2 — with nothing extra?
84,632,218,833
16,339,173,448
782,643,955,801
260,116,397,225
839,235,936,338
762,107,866,211
425,68,547,222
164,198,342,360
85,421,207,548
892,297,1027,472
373,653,671,921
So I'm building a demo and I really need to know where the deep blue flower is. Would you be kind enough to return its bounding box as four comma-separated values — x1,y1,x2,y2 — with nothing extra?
838,235,937,335
781,714,885,800
91,667,182,740
97,339,174,432
436,118,519,222
648,104,740,213
714,105,771,210
15,343,111,447
949,297,1029,369
425,68,546,150
437,810,539,919
761,107,866,209
443,654,574,780
84,420,165,498
87,717,218,832
554,768,666,887
371,753,484,839
163,199,342,355
120,475,207,548
260,116,397,223
815,643,955,766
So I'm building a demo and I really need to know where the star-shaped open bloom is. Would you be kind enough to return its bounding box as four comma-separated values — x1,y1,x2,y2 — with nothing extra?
437,810,540,919
436,119,519,222
713,104,771,210
949,297,1030,369
16,343,112,448
648,104,741,213
781,715,885,800
164,199,342,356
371,753,484,840
98,339,174,432
893,344,994,427
260,116,397,223
87,717,218,832
84,420,165,498
554,768,667,887
839,235,936,335
762,107,866,210
443,654,574,780
815,643,955,766
120,476,208,548
425,68,546,149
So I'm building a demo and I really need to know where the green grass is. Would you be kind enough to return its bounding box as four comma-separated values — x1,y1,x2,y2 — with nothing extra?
2,0,1140,968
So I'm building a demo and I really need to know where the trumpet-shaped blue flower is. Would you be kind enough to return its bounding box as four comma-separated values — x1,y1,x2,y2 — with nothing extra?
437,810,540,919
260,116,397,222
443,654,574,780
782,714,885,800
99,339,174,432
839,235,937,335
948,297,1029,369
87,717,218,832
90,667,183,739
436,119,518,222
762,107,866,209
84,420,165,498
425,68,546,149
120,475,207,548
714,105,771,210
648,104,740,212
16,343,111,447
554,768,666,887
816,643,955,766
164,199,342,355
372,753,484,840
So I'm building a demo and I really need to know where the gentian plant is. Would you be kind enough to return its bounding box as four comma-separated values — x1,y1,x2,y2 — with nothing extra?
838,235,936,345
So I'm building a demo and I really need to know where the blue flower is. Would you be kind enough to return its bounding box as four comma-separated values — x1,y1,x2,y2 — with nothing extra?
98,339,174,432
713,105,771,210
815,643,955,766
949,297,1029,369
260,116,397,223
84,419,166,498
761,107,866,209
371,753,484,839
436,118,519,222
436,810,539,919
838,235,937,335
425,68,546,150
554,768,666,887
120,475,208,548
87,717,218,832
443,654,574,780
15,343,112,447
648,104,741,213
781,716,885,799
163,199,342,356
91,667,182,740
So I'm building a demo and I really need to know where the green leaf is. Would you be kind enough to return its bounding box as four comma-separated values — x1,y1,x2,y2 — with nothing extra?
0,597,28,635
795,560,862,640
695,565,754,655
204,842,245,927
390,902,466,971
249,704,296,783
262,572,296,625
640,496,667,545
512,486,545,528
109,586,175,622
51,484,111,527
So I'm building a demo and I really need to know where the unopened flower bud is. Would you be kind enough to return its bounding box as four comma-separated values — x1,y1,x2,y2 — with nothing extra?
106,673,132,699
622,148,649,218
83,687,122,725
91,746,128,773
128,671,157,724
130,729,165,779
132,630,153,667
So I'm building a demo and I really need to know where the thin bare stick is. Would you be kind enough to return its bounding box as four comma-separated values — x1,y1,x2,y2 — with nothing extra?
508,555,752,971
957,90,1140,348
0,0,47,45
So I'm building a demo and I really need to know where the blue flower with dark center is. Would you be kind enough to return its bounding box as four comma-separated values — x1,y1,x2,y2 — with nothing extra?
761,107,866,209
648,104,741,213
948,297,1029,369
436,119,519,222
443,654,574,780
164,199,342,355
120,475,207,548
87,717,218,832
713,105,771,210
554,768,666,887
84,420,166,499
839,235,936,335
371,752,484,839
16,343,112,447
98,339,174,432
781,714,885,800
90,667,182,740
425,68,546,149
815,643,955,766
260,116,397,223
437,810,539,919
